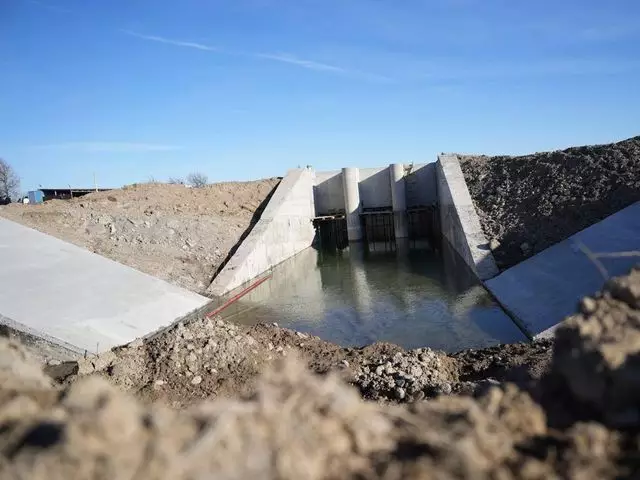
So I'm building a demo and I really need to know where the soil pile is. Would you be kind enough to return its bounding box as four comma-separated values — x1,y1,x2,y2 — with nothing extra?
0,179,280,294
459,136,640,270
1,266,639,479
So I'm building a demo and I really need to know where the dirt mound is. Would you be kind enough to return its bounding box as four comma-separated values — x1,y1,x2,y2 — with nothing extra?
1,265,640,478
0,179,280,294
459,136,640,270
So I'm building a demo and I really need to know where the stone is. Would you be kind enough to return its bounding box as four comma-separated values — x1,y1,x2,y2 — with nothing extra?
154,380,165,386
187,352,197,363
580,297,597,314
520,242,532,254
191,375,203,385
437,383,453,395
375,365,384,376
489,238,501,251
395,387,406,400
341,360,350,368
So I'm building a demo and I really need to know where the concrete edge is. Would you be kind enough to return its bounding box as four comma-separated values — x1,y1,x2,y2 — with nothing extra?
0,313,85,357
436,154,499,281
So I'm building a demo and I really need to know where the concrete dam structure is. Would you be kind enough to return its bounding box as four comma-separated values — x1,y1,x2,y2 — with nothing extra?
209,163,442,296
2,154,637,355
210,157,640,342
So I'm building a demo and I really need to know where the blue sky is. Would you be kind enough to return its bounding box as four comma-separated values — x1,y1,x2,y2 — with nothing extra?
1,0,639,192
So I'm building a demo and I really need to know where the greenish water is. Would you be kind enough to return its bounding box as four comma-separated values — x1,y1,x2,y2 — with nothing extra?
219,244,527,353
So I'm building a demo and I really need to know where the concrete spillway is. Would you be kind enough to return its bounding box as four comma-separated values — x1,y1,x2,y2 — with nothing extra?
0,218,209,354
2,155,636,355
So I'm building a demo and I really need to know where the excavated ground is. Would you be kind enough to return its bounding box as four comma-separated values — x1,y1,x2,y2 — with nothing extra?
0,179,280,294
459,136,640,270
0,266,639,479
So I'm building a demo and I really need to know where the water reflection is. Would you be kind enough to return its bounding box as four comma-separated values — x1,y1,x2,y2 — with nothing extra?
219,242,526,352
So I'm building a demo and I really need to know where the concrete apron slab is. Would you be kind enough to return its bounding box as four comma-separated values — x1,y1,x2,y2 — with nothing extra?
486,201,640,339
0,218,209,354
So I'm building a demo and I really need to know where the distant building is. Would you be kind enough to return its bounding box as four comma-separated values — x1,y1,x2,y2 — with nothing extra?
27,188,111,204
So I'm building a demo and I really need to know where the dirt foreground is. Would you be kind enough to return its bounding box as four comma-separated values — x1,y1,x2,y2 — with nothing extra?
0,179,280,294
1,266,639,478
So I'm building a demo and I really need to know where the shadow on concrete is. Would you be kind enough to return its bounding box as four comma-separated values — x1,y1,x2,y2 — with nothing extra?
359,169,392,210
205,179,283,293
314,173,344,216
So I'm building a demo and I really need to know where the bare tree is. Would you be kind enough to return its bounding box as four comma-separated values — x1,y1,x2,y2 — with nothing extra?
187,172,208,188
168,177,185,185
0,158,20,201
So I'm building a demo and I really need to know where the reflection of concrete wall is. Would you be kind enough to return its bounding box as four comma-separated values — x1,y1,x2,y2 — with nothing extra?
436,155,498,281
241,248,323,307
314,171,344,215
209,168,316,296
359,167,392,209
406,163,437,207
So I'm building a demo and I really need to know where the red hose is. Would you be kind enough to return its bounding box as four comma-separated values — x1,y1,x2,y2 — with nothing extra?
206,274,273,318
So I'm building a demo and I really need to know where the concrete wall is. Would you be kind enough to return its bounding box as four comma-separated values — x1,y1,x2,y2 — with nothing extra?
358,167,392,209
0,218,209,354
406,163,437,207
436,155,499,281
208,168,316,296
313,163,437,216
314,171,344,215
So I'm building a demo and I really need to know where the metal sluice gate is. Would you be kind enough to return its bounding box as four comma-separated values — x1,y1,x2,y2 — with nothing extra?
313,215,349,251
313,205,439,252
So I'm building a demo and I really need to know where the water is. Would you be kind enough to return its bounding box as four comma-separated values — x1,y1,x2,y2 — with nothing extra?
218,243,527,353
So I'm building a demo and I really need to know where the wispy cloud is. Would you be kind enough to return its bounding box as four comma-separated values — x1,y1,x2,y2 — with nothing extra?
256,53,347,73
122,31,223,52
30,142,182,153
123,30,390,81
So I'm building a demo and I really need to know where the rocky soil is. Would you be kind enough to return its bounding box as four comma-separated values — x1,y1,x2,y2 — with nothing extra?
459,135,640,270
0,179,280,294
35,303,551,408
0,266,639,479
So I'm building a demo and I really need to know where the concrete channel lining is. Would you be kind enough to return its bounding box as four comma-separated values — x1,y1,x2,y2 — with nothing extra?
486,201,640,339
436,154,499,281
208,168,317,297
0,218,210,354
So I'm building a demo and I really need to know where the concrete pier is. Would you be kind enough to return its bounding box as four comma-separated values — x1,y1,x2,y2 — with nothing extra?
342,167,363,241
390,163,408,238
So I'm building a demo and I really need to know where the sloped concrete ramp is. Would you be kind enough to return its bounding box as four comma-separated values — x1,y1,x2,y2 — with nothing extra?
0,218,209,354
486,201,640,338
